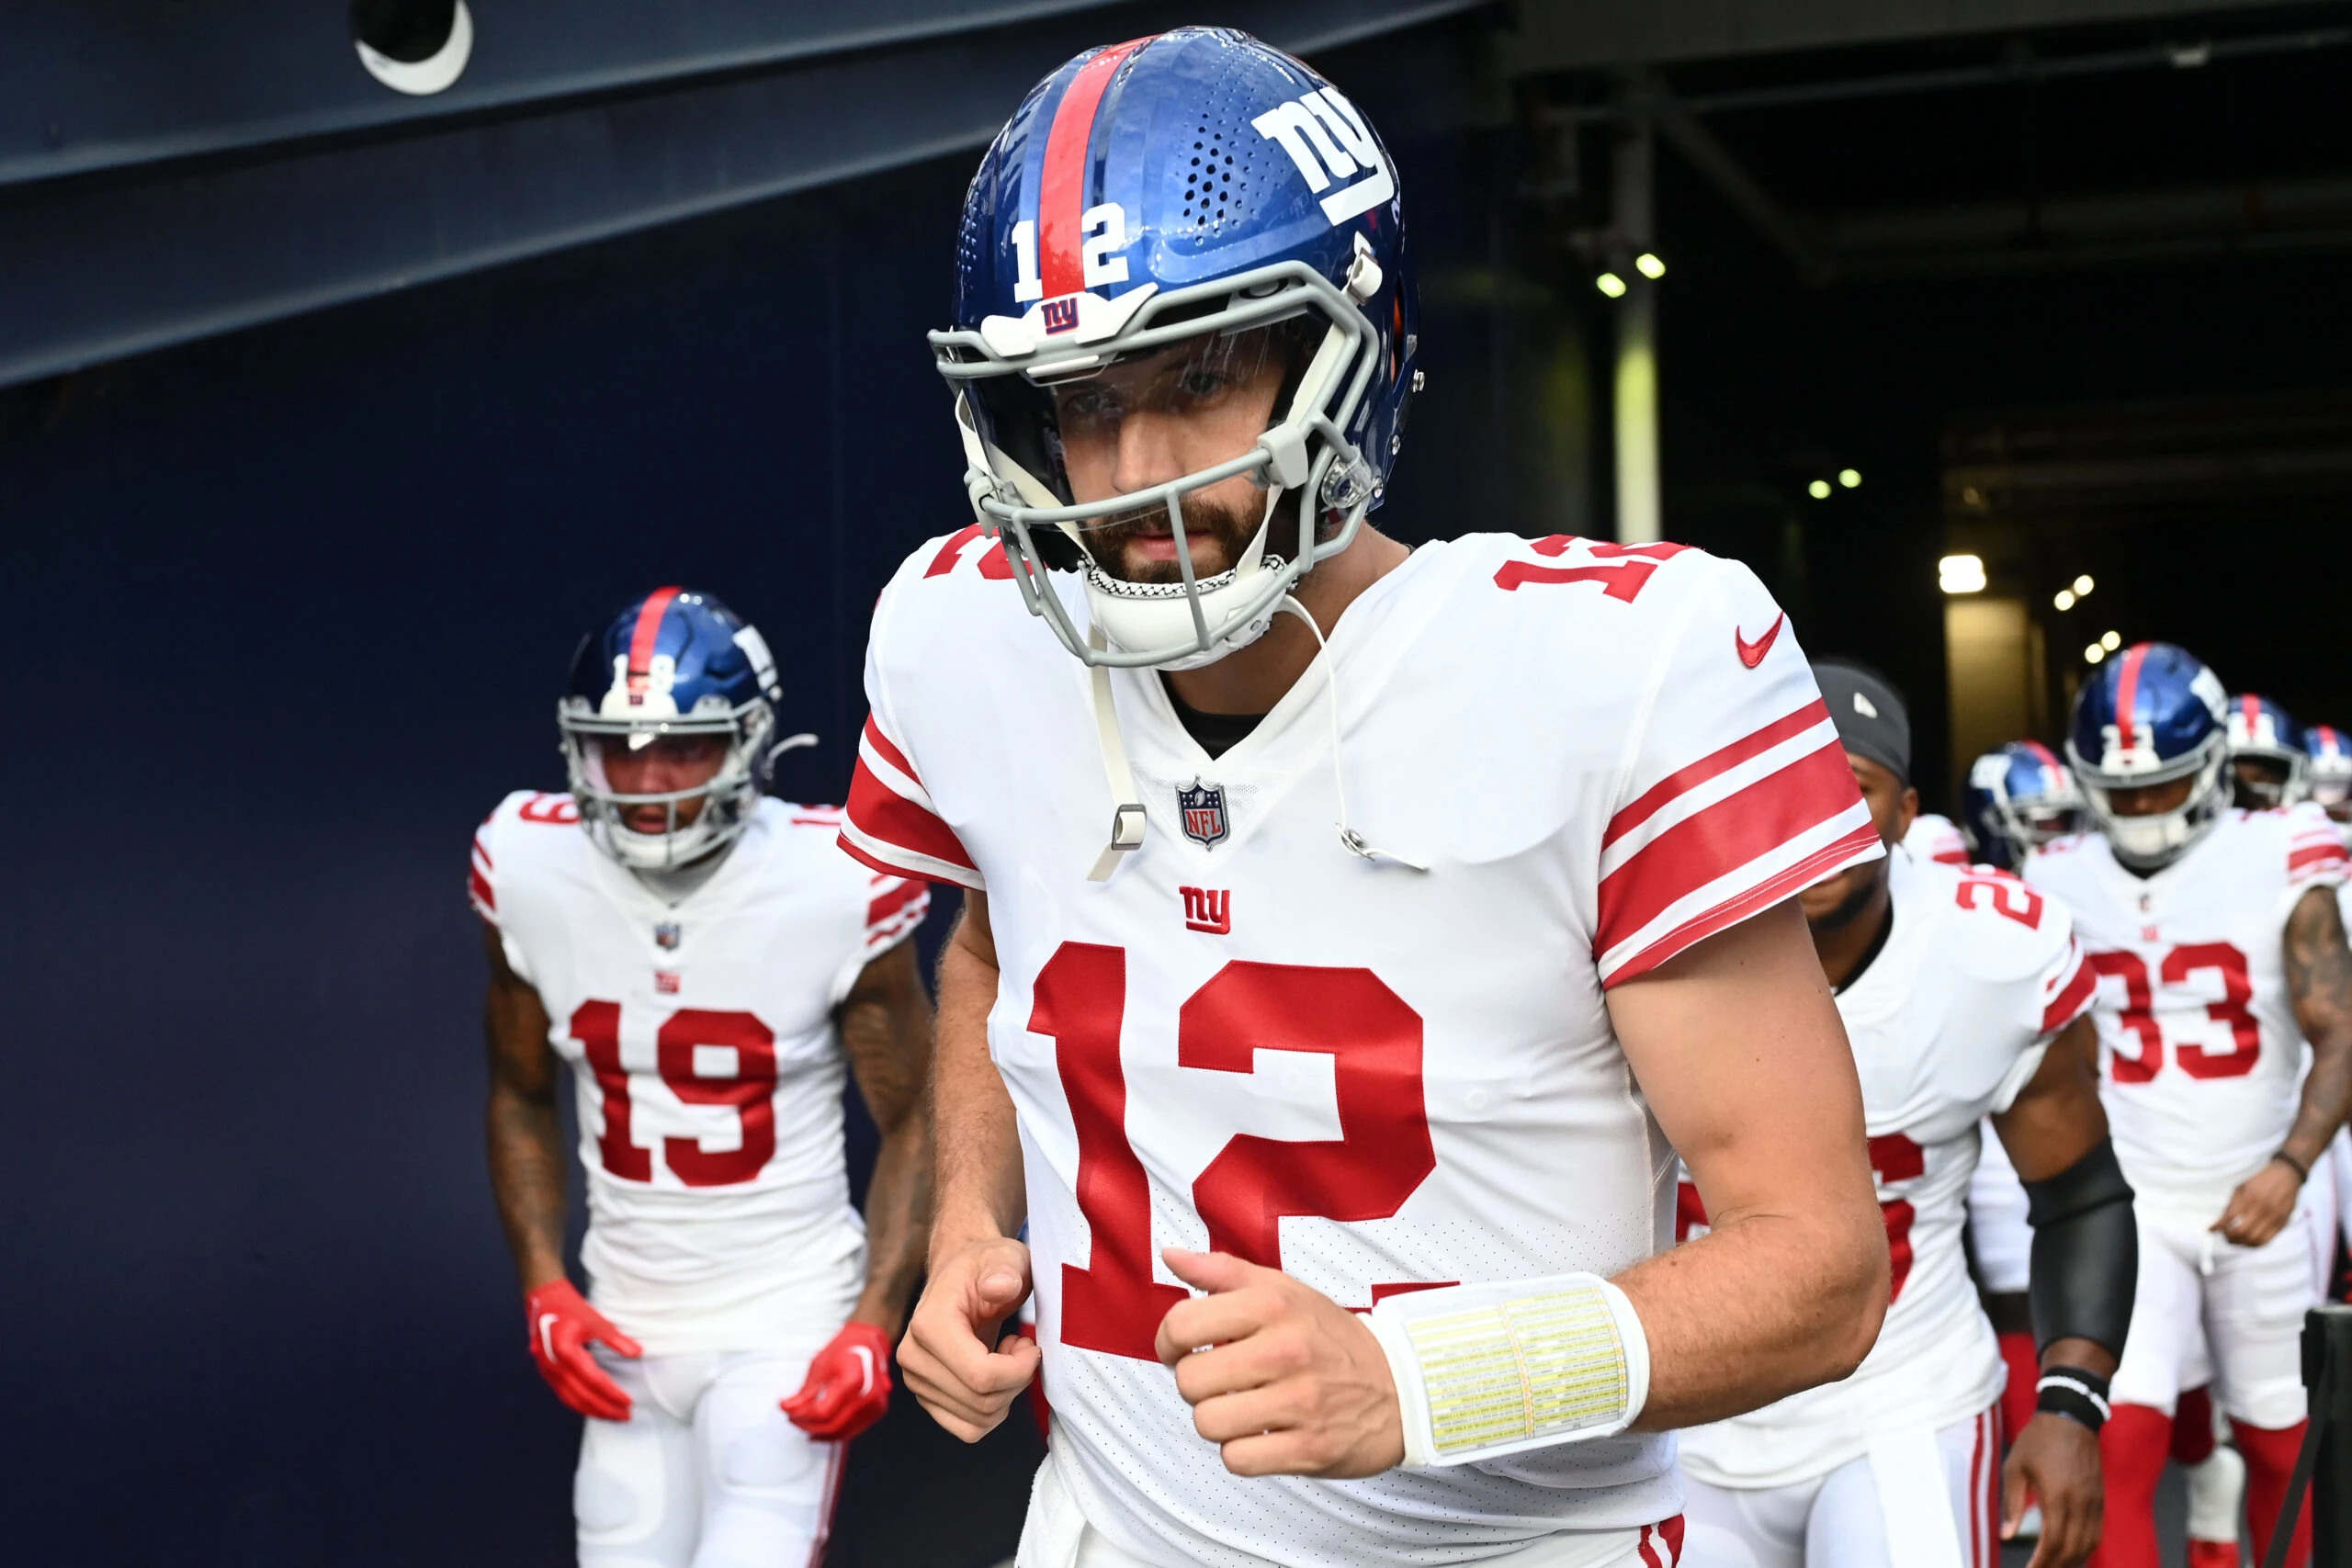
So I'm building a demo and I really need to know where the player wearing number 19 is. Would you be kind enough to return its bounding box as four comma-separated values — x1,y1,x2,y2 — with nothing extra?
2026,642,2352,1568
474,588,935,1568
854,28,1891,1568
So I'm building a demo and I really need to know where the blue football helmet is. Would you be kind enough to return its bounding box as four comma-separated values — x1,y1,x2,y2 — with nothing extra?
933,28,1418,669
560,588,787,870
2304,724,2352,834
1963,740,2083,869
2065,641,2232,870
2224,693,2308,808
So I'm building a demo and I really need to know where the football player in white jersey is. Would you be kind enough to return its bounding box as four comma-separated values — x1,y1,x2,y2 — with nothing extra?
853,31,1894,1568
1678,666,2130,1568
476,588,937,1568
2301,724,2352,848
2027,645,2352,1568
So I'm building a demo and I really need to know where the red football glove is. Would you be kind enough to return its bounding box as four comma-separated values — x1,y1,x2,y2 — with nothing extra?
525,1280,641,1422
781,1321,895,1441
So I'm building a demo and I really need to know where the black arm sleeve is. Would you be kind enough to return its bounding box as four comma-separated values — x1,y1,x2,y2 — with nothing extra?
2022,1136,2138,1356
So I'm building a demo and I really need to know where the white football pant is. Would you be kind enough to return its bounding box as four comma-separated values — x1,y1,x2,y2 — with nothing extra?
577,1347,841,1568
1679,1405,1999,1568
2109,1203,2313,1427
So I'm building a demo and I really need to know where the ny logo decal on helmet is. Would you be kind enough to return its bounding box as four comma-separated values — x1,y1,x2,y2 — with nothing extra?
1250,88,1390,223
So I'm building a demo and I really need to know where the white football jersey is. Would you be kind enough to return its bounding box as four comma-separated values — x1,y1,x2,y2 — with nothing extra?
1676,851,2090,1488
842,529,1880,1566
2026,806,2347,1216
470,791,928,1354
1905,812,1973,867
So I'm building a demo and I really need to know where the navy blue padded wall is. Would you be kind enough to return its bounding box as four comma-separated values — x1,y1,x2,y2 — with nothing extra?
0,156,995,1566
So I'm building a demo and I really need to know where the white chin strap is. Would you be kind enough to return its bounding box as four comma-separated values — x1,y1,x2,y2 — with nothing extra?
1080,597,1427,881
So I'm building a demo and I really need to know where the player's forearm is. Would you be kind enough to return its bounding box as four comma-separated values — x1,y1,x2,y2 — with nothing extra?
486,1086,570,1291
1614,1201,1886,1428
930,911,1025,1258
2285,1037,2352,1169
2285,886,2352,1166
853,1103,934,1336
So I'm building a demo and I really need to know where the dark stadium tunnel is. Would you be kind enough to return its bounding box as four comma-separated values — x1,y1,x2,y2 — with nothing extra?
10,2,2352,1563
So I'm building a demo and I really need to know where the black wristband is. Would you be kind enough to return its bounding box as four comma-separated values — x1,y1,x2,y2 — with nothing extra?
2274,1149,2311,1184
2036,1366,2112,1434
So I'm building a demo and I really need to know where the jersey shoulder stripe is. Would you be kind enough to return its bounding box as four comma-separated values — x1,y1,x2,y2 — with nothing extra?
842,713,981,889
1597,723,1870,978
469,815,497,923
1571,543,1879,986
2041,938,2095,1036
2286,802,2350,884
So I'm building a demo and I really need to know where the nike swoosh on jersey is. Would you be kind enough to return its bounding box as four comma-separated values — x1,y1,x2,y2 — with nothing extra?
1736,613,1786,669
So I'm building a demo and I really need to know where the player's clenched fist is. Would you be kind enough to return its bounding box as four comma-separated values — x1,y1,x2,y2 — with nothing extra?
525,1279,640,1422
1155,1248,1406,1479
899,1235,1041,1442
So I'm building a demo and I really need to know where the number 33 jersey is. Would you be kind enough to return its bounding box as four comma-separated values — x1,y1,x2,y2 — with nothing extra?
842,529,1881,1566
2025,805,2348,1217
1676,850,2092,1490
469,792,929,1354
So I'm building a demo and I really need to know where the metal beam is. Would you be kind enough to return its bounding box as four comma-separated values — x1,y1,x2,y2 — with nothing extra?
0,0,1482,390
1645,88,1836,285
1501,0,2301,74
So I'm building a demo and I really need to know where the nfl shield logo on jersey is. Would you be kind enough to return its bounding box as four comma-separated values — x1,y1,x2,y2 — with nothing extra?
654,921,682,950
1179,779,1229,850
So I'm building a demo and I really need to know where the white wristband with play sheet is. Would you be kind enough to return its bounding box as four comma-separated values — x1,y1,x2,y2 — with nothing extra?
1365,1272,1650,1469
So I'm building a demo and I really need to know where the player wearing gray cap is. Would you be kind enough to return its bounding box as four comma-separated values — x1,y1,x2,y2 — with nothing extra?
1678,662,2134,1568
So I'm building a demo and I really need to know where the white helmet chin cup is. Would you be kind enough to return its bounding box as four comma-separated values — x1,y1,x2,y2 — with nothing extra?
1081,525,1285,671
2079,746,2230,870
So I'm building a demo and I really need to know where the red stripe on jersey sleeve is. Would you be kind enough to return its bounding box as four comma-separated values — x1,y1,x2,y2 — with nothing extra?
866,878,929,934
862,714,918,783
1600,738,1863,953
1604,822,1882,987
1603,699,1831,851
468,863,497,923
843,760,978,885
2290,840,2349,877
2041,939,2095,1037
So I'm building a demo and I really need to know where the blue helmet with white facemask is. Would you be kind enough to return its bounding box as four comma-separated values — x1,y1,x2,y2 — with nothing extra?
1963,740,2083,869
2223,693,2309,808
559,588,787,870
933,28,1419,671
2304,724,2352,829
2065,642,2232,870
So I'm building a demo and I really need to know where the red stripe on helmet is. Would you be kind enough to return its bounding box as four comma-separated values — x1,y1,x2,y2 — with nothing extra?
2111,643,2151,754
1037,38,1153,299
627,586,684,689
2243,694,2262,736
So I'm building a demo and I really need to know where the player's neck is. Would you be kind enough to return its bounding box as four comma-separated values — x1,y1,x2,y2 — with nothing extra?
1161,526,1411,716
1811,878,1894,991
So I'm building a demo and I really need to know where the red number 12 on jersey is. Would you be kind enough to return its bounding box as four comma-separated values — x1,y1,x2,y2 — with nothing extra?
1030,944,1436,1360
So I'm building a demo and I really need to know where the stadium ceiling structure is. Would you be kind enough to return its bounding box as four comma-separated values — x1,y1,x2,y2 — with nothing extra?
4,0,2334,392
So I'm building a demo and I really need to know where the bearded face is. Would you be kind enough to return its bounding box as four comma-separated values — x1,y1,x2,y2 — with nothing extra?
1076,492,1268,584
